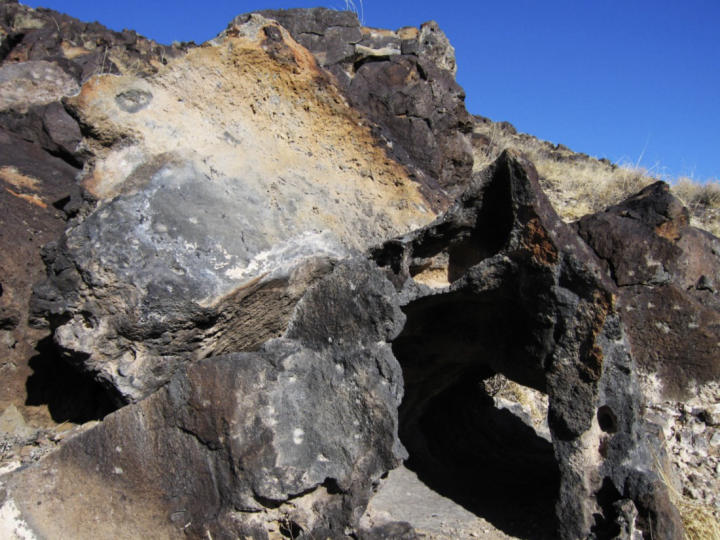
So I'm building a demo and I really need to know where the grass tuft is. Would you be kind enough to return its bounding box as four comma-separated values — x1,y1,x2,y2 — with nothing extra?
654,459,720,540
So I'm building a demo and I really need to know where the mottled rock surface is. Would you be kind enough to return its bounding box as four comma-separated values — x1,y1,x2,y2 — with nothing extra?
0,0,170,424
0,3,708,540
30,13,436,404
253,8,474,208
577,181,720,521
6,260,409,539
577,181,720,399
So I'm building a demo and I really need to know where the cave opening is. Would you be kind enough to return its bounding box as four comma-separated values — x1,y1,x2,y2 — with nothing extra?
25,335,120,423
391,290,560,539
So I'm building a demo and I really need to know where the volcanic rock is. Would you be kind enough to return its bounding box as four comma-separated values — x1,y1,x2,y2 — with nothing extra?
5,259,409,539
29,13,436,404
372,151,683,539
252,8,474,206
0,3,704,539
577,181,720,520
576,181,720,399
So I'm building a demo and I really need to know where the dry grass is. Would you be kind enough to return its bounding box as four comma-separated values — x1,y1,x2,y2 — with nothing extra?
672,178,720,237
472,118,720,236
654,458,720,540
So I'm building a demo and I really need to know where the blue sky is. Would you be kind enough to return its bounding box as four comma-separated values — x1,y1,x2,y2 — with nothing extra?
21,1,720,182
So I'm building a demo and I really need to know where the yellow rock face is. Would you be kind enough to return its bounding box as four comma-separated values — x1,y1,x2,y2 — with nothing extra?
68,15,436,252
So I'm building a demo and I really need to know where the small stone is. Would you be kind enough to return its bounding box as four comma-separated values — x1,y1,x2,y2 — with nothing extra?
710,431,720,447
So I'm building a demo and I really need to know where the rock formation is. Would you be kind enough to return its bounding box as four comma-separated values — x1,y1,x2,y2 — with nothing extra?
1,2,718,539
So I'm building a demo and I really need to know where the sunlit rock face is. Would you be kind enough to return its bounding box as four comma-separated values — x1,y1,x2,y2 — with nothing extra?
372,152,683,540
0,2,706,539
30,14,436,403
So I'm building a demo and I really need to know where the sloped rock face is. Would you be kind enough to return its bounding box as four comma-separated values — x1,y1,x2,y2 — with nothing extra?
253,8,474,208
6,260,409,539
372,152,682,539
0,4,698,540
29,13,436,404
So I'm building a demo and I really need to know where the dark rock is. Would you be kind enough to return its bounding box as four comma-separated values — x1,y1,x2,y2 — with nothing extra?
7,259,408,538
0,1,182,84
27,15,436,406
577,181,720,398
0,102,83,167
372,151,683,539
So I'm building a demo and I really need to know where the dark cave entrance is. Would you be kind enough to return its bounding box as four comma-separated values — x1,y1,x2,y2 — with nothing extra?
25,335,120,423
392,289,561,539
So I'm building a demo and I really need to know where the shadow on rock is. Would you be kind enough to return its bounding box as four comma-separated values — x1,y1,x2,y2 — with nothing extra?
25,336,118,423
401,378,559,540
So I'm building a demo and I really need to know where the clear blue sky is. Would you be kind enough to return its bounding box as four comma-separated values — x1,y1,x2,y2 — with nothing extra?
21,1,720,182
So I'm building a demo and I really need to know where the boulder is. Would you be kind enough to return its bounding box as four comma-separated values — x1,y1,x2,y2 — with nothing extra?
29,14,436,404
576,181,720,399
4,260,409,539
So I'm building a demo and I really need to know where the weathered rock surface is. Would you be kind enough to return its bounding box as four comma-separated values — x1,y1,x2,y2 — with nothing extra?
577,181,720,399
29,13,436,404
372,151,683,539
577,181,720,521
252,8,474,207
0,0,151,424
0,3,711,539
5,259,410,539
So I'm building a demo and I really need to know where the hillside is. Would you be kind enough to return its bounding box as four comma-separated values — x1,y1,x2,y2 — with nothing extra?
473,116,720,236
0,2,718,539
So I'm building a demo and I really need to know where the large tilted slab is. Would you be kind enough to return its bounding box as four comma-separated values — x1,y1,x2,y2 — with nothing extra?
30,14,436,403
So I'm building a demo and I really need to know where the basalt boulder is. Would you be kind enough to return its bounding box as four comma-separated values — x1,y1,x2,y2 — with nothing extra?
372,151,683,539
4,259,411,539
576,181,720,399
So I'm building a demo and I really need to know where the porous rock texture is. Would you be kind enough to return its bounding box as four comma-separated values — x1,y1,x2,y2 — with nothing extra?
577,182,720,517
6,260,410,539
0,0,181,424
252,8,474,207
372,151,682,539
0,2,714,539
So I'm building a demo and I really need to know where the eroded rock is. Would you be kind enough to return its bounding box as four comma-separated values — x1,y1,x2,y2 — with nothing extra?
30,15,436,404
372,151,683,539
252,8,474,207
577,181,720,524
577,181,720,399
6,259,408,539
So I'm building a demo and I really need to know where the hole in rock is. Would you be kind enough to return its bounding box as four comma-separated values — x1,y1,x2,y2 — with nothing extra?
597,405,618,433
25,336,120,423
279,520,302,539
392,290,560,539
